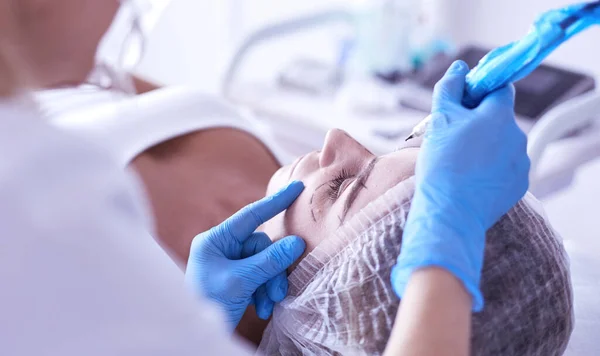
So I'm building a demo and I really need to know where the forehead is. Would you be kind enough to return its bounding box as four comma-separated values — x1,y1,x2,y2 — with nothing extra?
375,148,419,185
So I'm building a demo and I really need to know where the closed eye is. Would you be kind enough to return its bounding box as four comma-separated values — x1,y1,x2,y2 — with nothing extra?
326,169,354,201
340,158,378,221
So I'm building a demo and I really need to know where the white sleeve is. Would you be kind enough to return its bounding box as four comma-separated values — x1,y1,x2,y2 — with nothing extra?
0,104,253,356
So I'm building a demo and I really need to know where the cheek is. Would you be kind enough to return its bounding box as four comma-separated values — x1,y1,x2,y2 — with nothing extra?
264,167,342,257
260,182,305,242
285,188,341,256
267,192,314,238
262,189,327,256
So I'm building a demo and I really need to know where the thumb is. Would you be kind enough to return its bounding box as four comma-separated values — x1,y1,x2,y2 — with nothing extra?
477,84,516,114
244,236,306,286
432,60,469,112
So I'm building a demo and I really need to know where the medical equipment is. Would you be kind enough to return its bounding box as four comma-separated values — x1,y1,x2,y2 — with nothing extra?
411,46,596,121
222,9,351,99
405,46,600,198
222,2,447,98
258,176,572,355
350,0,418,75
527,90,600,195
278,59,342,95
406,0,600,140
185,181,306,329
542,158,600,356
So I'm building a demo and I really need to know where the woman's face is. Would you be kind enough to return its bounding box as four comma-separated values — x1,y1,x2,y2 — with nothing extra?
264,129,420,257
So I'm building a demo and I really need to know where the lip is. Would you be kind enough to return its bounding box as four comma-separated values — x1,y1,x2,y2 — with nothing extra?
288,154,306,180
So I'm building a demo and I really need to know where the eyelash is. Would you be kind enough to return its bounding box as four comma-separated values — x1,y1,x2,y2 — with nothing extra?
327,169,353,201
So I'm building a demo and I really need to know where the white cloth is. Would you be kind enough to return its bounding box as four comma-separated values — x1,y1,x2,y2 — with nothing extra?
0,98,251,356
40,87,296,167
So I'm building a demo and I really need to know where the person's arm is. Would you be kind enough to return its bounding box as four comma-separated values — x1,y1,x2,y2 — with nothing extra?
384,268,471,356
386,61,528,355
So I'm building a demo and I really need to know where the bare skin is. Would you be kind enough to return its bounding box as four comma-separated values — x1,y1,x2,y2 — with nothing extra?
6,0,119,88
384,268,471,356
130,128,280,264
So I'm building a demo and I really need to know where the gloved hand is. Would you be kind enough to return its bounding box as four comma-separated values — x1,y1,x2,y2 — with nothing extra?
392,60,530,311
185,181,306,329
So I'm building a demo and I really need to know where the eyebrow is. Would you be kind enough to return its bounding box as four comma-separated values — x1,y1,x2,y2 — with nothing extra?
340,157,379,222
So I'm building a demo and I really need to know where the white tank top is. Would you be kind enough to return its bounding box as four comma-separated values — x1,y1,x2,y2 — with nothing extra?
39,87,294,167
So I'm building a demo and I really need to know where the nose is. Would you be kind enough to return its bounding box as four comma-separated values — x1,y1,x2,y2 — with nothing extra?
319,129,362,167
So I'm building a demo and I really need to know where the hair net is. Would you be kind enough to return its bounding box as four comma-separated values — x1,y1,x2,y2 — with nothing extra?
258,177,573,356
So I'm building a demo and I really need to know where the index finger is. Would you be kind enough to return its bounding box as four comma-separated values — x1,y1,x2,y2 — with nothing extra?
225,180,304,243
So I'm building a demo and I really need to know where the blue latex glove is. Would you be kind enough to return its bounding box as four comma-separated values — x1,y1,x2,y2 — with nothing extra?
185,181,306,329
391,61,530,311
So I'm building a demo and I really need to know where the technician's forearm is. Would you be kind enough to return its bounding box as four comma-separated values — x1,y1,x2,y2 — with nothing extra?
384,267,471,356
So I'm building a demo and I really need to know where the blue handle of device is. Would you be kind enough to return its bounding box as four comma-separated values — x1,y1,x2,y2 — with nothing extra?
461,1,600,108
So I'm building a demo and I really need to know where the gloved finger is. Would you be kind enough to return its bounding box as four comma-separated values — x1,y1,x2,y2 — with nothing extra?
424,112,451,137
478,84,516,114
225,181,304,244
241,232,290,302
500,120,528,161
432,60,469,111
492,137,529,217
511,146,531,195
241,232,272,259
266,272,288,303
511,124,529,158
515,161,530,198
255,284,275,320
245,235,306,286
